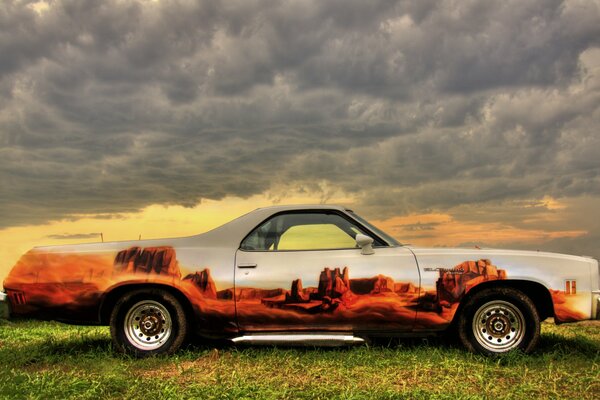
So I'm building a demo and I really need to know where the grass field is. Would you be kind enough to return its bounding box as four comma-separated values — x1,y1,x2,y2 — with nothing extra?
0,319,598,399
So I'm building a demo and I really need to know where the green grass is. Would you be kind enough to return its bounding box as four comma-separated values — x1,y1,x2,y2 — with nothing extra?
0,320,598,399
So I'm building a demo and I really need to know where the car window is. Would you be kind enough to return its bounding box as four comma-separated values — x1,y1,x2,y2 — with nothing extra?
278,224,356,250
240,212,373,251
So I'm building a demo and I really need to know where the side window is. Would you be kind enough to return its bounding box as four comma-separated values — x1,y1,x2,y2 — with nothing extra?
240,212,372,251
278,224,356,250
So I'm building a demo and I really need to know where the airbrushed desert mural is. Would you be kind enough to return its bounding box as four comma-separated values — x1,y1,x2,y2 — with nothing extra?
3,245,589,332
237,259,505,331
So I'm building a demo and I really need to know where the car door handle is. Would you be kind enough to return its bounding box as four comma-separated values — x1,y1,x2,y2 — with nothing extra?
237,263,257,269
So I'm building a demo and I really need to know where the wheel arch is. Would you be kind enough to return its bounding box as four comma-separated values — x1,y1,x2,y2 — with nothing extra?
98,283,195,325
451,279,555,326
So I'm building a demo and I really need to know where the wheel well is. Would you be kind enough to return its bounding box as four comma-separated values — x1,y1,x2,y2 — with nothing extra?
98,283,195,325
452,279,555,325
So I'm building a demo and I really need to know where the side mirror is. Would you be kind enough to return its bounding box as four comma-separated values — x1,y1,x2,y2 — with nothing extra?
355,234,375,255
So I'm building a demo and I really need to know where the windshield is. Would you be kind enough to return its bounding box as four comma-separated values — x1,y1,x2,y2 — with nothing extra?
346,210,402,246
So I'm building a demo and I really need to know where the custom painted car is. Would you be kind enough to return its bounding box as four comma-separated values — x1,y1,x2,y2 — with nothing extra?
2,205,599,356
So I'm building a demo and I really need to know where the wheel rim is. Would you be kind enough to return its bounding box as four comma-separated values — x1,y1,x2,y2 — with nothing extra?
124,300,172,351
472,300,525,353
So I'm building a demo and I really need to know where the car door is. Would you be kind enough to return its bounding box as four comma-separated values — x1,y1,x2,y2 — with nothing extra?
234,211,420,333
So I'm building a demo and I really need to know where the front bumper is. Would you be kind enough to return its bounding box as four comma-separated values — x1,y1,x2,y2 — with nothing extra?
0,291,9,319
593,290,600,320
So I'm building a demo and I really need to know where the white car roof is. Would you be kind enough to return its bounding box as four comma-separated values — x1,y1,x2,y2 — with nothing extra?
254,204,348,212
196,204,349,246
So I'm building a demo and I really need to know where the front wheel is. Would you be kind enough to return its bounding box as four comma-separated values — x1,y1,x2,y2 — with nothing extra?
458,287,540,355
110,289,188,357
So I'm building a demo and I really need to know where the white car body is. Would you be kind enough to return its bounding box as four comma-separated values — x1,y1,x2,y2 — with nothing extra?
3,205,599,354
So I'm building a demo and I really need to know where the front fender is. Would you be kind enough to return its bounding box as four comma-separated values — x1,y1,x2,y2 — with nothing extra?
410,247,595,327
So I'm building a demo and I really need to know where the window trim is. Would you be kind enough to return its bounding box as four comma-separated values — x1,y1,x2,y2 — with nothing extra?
238,209,392,252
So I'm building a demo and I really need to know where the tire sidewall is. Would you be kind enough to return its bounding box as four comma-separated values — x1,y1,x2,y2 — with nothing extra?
110,289,187,357
458,287,540,356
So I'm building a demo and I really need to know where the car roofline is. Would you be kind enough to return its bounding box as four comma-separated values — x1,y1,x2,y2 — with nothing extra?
252,204,348,212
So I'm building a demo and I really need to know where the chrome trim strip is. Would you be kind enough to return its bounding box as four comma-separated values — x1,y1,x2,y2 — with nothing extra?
231,334,365,346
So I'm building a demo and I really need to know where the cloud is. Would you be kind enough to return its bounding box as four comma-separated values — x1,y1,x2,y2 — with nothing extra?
461,196,600,259
397,222,440,231
0,0,599,260
46,232,102,240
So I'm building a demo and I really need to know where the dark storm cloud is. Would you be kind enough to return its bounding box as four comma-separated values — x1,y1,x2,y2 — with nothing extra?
1,0,599,243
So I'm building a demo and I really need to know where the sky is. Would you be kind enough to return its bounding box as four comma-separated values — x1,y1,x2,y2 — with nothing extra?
1,0,599,281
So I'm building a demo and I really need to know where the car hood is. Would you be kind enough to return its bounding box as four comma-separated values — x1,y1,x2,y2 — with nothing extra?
405,246,596,264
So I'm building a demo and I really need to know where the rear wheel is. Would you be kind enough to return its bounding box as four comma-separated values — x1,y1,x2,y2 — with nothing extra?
458,287,540,355
110,289,188,357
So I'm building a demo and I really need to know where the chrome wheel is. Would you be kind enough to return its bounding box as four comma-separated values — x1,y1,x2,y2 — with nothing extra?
124,300,172,350
472,300,525,353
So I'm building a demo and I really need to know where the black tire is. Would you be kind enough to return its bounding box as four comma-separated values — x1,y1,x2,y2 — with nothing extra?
458,287,540,356
109,288,188,357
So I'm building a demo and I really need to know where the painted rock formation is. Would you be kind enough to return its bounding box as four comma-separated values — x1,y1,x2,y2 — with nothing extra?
218,287,287,301
114,246,181,278
183,269,217,299
394,282,418,294
237,288,287,300
436,259,506,304
313,267,350,299
350,275,396,294
286,279,310,303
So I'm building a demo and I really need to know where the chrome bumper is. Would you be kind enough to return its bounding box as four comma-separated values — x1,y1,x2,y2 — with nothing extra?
0,291,9,319
593,290,600,320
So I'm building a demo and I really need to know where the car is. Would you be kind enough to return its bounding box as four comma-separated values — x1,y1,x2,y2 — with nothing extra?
2,205,599,356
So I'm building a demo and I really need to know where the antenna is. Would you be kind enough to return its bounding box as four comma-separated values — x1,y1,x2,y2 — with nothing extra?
100,233,104,242
139,234,141,240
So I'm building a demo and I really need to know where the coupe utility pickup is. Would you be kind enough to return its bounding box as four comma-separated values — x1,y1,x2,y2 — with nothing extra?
2,205,599,356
